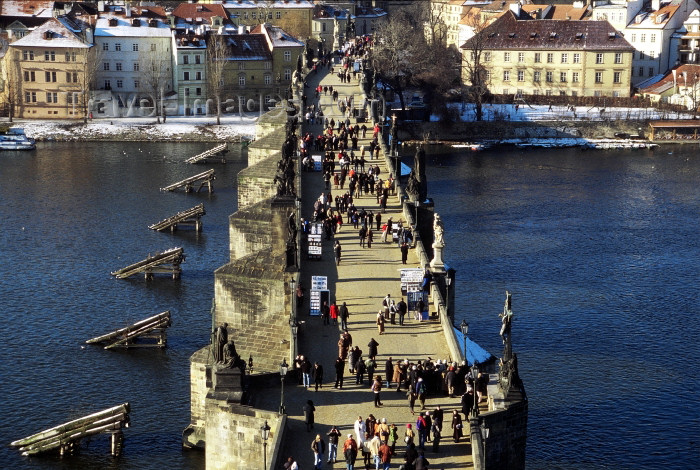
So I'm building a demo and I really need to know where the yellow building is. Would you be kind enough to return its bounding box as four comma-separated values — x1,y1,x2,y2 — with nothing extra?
223,0,314,40
9,17,92,119
461,8,634,98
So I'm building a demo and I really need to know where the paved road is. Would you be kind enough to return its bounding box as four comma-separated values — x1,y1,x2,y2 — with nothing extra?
257,64,474,470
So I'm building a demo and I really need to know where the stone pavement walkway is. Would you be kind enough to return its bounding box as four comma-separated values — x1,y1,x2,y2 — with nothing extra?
256,64,474,470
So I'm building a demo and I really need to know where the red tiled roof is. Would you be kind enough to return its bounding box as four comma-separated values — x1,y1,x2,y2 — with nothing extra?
172,3,229,22
462,11,634,51
1,0,54,18
640,64,700,95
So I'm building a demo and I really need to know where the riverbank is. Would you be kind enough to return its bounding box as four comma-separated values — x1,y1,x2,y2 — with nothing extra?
6,115,258,142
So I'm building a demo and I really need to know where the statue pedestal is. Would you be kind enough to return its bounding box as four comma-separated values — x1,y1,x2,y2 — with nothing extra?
211,365,244,403
430,243,445,272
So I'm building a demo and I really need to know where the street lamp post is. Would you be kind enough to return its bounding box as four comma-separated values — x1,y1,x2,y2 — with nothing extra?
471,360,480,417
446,276,452,318
290,317,299,364
279,359,289,415
460,320,469,365
261,421,270,470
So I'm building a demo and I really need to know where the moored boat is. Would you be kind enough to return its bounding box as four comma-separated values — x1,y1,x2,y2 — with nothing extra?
0,128,36,150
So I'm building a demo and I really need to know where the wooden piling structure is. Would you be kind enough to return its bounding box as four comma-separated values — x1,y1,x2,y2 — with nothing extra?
185,144,227,164
149,204,206,233
110,247,185,280
160,169,216,193
86,311,172,349
10,403,130,457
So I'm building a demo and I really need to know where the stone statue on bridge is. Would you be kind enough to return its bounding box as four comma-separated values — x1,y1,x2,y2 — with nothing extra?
433,213,444,247
499,291,513,344
211,322,228,364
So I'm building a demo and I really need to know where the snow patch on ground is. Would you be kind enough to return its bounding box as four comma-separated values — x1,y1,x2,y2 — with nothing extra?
11,115,260,142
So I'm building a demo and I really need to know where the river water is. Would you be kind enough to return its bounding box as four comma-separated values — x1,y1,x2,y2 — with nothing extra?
1,142,698,469
425,144,700,470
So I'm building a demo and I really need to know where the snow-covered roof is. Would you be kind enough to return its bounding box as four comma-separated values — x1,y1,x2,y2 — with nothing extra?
11,17,89,48
95,16,172,38
1,0,54,19
250,23,304,48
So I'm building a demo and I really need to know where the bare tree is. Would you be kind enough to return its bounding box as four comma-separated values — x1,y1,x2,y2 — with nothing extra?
206,33,228,125
140,47,171,123
76,45,102,123
2,47,21,122
461,15,491,121
425,1,448,47
254,0,276,24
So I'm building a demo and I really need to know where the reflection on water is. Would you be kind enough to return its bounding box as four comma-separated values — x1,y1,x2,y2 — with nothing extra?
425,145,699,470
0,141,246,469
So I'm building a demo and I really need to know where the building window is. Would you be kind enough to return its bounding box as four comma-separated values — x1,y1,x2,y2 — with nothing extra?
613,71,621,83
596,53,604,64
560,72,567,82
239,75,246,86
559,91,566,96
546,71,553,82
631,34,636,42
502,89,509,95
264,74,272,85
545,89,552,96
134,63,140,71
195,55,201,64
572,72,579,83
45,71,57,82
264,62,272,70
133,44,139,52
25,91,37,102
65,52,76,61
134,80,139,88
613,91,620,97
22,50,35,60
252,12,256,19
239,62,245,70
196,71,202,80
534,52,541,63
639,66,644,76
151,44,156,51
595,71,603,83
183,55,189,64
573,53,580,63
517,70,524,81
45,50,56,61
115,43,121,51
184,71,190,80
648,67,654,76
485,71,491,81
594,90,602,97
66,71,77,83
276,11,282,19
104,79,111,89
67,93,73,104
640,34,646,42
614,53,622,64
104,62,110,71
24,71,35,82
651,34,656,43
116,79,123,88
484,52,491,62
561,53,568,63
572,90,577,97
196,87,202,96
504,52,510,62
503,70,510,81
103,43,109,51
284,68,292,80
46,92,58,103
244,12,248,19
518,52,524,63
185,88,190,97
533,71,541,82
116,62,122,71
547,53,553,63
284,51,292,62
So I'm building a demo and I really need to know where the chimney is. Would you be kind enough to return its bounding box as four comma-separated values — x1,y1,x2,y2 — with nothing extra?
125,3,132,18
98,0,105,12
651,0,660,11
672,68,677,91
239,24,246,34
509,1,521,16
